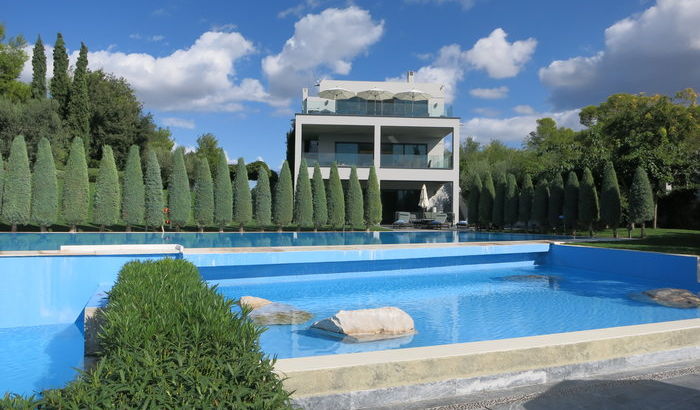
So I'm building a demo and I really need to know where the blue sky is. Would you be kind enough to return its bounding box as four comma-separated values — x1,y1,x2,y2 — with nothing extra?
5,0,700,169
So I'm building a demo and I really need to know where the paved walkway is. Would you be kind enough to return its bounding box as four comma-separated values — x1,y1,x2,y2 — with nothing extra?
375,361,700,410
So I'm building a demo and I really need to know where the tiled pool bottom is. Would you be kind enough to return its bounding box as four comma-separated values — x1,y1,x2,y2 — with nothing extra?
214,263,700,359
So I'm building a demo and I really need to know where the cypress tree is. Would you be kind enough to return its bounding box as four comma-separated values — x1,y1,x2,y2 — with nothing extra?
548,173,565,231
0,153,5,211
50,33,70,116
293,158,313,228
365,165,382,228
31,35,47,99
504,173,519,228
62,137,89,232
66,43,91,152
327,162,345,229
254,165,272,227
578,167,599,237
31,138,58,231
478,171,495,227
467,173,482,225
2,136,31,232
169,148,191,230
213,152,232,231
233,158,252,231
563,171,580,234
345,166,364,229
600,162,622,238
144,150,164,230
121,145,144,231
629,166,654,238
492,172,506,228
532,179,550,231
273,160,293,230
93,145,120,230
193,157,214,232
518,174,534,228
311,163,327,230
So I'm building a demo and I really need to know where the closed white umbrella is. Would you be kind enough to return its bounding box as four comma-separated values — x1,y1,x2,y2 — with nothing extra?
419,184,431,211
318,87,355,100
357,88,394,115
395,89,431,115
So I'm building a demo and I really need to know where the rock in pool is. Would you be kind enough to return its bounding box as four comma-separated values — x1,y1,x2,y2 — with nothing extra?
639,288,700,309
248,302,313,325
311,307,415,343
239,296,272,310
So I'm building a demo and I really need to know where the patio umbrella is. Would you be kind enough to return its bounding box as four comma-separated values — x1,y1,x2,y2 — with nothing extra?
394,89,431,115
357,88,394,114
419,184,431,212
318,87,356,100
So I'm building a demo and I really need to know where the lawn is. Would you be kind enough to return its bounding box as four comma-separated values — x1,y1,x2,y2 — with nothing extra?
570,228,700,256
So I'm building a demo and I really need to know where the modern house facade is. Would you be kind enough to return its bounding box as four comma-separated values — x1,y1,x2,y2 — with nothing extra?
293,72,461,223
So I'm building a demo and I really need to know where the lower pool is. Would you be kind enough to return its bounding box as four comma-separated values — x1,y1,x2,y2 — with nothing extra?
215,263,700,358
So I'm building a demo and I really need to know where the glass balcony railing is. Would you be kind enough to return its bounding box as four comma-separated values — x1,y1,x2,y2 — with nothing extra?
303,152,374,167
302,97,453,118
380,154,453,169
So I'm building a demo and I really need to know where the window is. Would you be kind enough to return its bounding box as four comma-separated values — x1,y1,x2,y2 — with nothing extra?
381,143,427,156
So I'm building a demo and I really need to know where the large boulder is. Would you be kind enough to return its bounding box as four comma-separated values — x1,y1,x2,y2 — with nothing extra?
641,288,700,309
248,302,313,325
311,307,415,343
239,296,272,310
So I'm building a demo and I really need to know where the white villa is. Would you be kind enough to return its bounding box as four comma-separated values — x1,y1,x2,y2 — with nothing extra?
293,72,461,223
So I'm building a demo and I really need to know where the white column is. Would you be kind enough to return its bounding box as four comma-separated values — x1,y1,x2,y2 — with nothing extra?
452,124,460,220
373,124,381,171
294,119,302,187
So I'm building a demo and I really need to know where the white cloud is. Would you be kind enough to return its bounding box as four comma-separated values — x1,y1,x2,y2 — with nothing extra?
406,0,477,10
539,0,700,109
278,0,323,18
209,23,238,32
161,117,195,129
149,35,165,42
469,86,508,99
262,7,384,104
129,33,142,40
513,104,535,114
462,109,583,143
473,107,500,116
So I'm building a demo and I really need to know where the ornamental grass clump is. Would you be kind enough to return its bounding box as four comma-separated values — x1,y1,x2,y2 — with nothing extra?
39,259,292,408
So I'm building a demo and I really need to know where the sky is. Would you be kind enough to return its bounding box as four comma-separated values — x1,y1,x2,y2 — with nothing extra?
5,0,700,169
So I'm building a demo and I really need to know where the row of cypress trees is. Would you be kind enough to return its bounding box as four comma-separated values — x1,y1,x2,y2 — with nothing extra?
466,163,655,237
0,135,384,232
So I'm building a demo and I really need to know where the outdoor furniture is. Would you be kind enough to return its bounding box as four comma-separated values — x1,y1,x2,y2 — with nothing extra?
392,211,413,228
425,213,449,229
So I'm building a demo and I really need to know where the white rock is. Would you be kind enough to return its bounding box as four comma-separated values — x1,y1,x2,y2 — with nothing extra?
239,296,272,310
248,303,313,325
312,307,415,342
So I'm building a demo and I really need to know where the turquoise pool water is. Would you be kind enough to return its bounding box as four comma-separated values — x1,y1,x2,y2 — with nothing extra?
215,263,700,358
0,231,565,251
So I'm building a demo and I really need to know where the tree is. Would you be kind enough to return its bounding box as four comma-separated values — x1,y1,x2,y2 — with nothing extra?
193,157,214,232
365,165,382,228
629,166,654,238
467,173,482,225
0,152,4,210
194,133,224,178
345,166,364,229
0,24,29,102
31,138,58,230
273,160,293,231
293,158,313,228
563,171,580,234
62,137,89,232
233,158,252,231
213,152,232,231
492,172,506,228
2,135,31,231
504,174,519,227
121,145,144,231
311,163,327,230
327,162,344,229
478,171,495,226
518,174,534,227
532,179,549,231
525,118,580,179
548,174,564,231
50,33,70,116
578,167,599,237
93,145,121,230
66,43,90,151
169,148,191,230
254,164,272,227
30,35,47,99
144,150,164,230
600,162,622,238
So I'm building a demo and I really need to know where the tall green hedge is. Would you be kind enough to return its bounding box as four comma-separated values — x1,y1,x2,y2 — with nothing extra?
311,163,327,229
563,171,580,233
144,150,164,229
532,179,549,230
518,174,534,227
194,157,214,230
600,162,622,237
478,171,495,226
293,158,313,228
365,166,382,227
62,137,89,231
578,167,599,236
327,162,344,229
214,152,233,231
548,173,564,230
492,172,506,228
273,161,293,230
467,173,482,225
504,173,518,227
93,145,121,229
346,166,364,229
254,165,272,227
233,158,252,230
121,145,145,230
629,166,654,238
0,153,4,210
39,259,292,408
31,138,58,230
169,149,191,229
2,135,31,231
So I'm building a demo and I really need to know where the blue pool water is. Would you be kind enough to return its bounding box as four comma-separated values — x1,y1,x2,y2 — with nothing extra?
215,263,700,358
0,231,565,251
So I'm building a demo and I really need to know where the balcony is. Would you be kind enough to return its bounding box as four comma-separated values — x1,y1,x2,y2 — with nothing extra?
381,153,453,169
302,97,453,118
303,152,374,167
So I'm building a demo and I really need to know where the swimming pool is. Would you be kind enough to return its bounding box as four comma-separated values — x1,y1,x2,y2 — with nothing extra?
0,231,565,251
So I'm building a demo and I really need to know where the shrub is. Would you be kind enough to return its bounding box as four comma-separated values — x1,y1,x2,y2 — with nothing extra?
3,135,32,231
169,148,191,229
254,164,272,227
478,171,495,226
193,156,214,231
293,158,313,228
548,173,564,230
492,172,506,228
518,173,534,227
311,163,327,229
31,137,58,230
62,137,89,232
233,158,252,231
326,162,344,229
144,150,164,229
600,162,622,238
39,259,292,408
466,173,481,225
532,179,549,230
365,165,382,228
93,145,121,230
578,167,599,236
564,171,580,233
504,173,519,227
629,166,654,238
213,152,233,231
121,145,145,230
345,166,364,229
273,160,293,230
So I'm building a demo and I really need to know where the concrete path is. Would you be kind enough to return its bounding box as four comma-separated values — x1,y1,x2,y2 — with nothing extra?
374,361,700,410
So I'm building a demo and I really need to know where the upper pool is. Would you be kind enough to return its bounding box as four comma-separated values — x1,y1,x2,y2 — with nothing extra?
0,231,566,251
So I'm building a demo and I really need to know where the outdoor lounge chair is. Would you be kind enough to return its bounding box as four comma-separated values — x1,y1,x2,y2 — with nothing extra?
392,211,413,228
426,213,449,229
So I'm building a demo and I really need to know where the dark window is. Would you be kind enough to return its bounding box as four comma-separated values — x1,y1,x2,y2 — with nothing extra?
381,143,427,156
